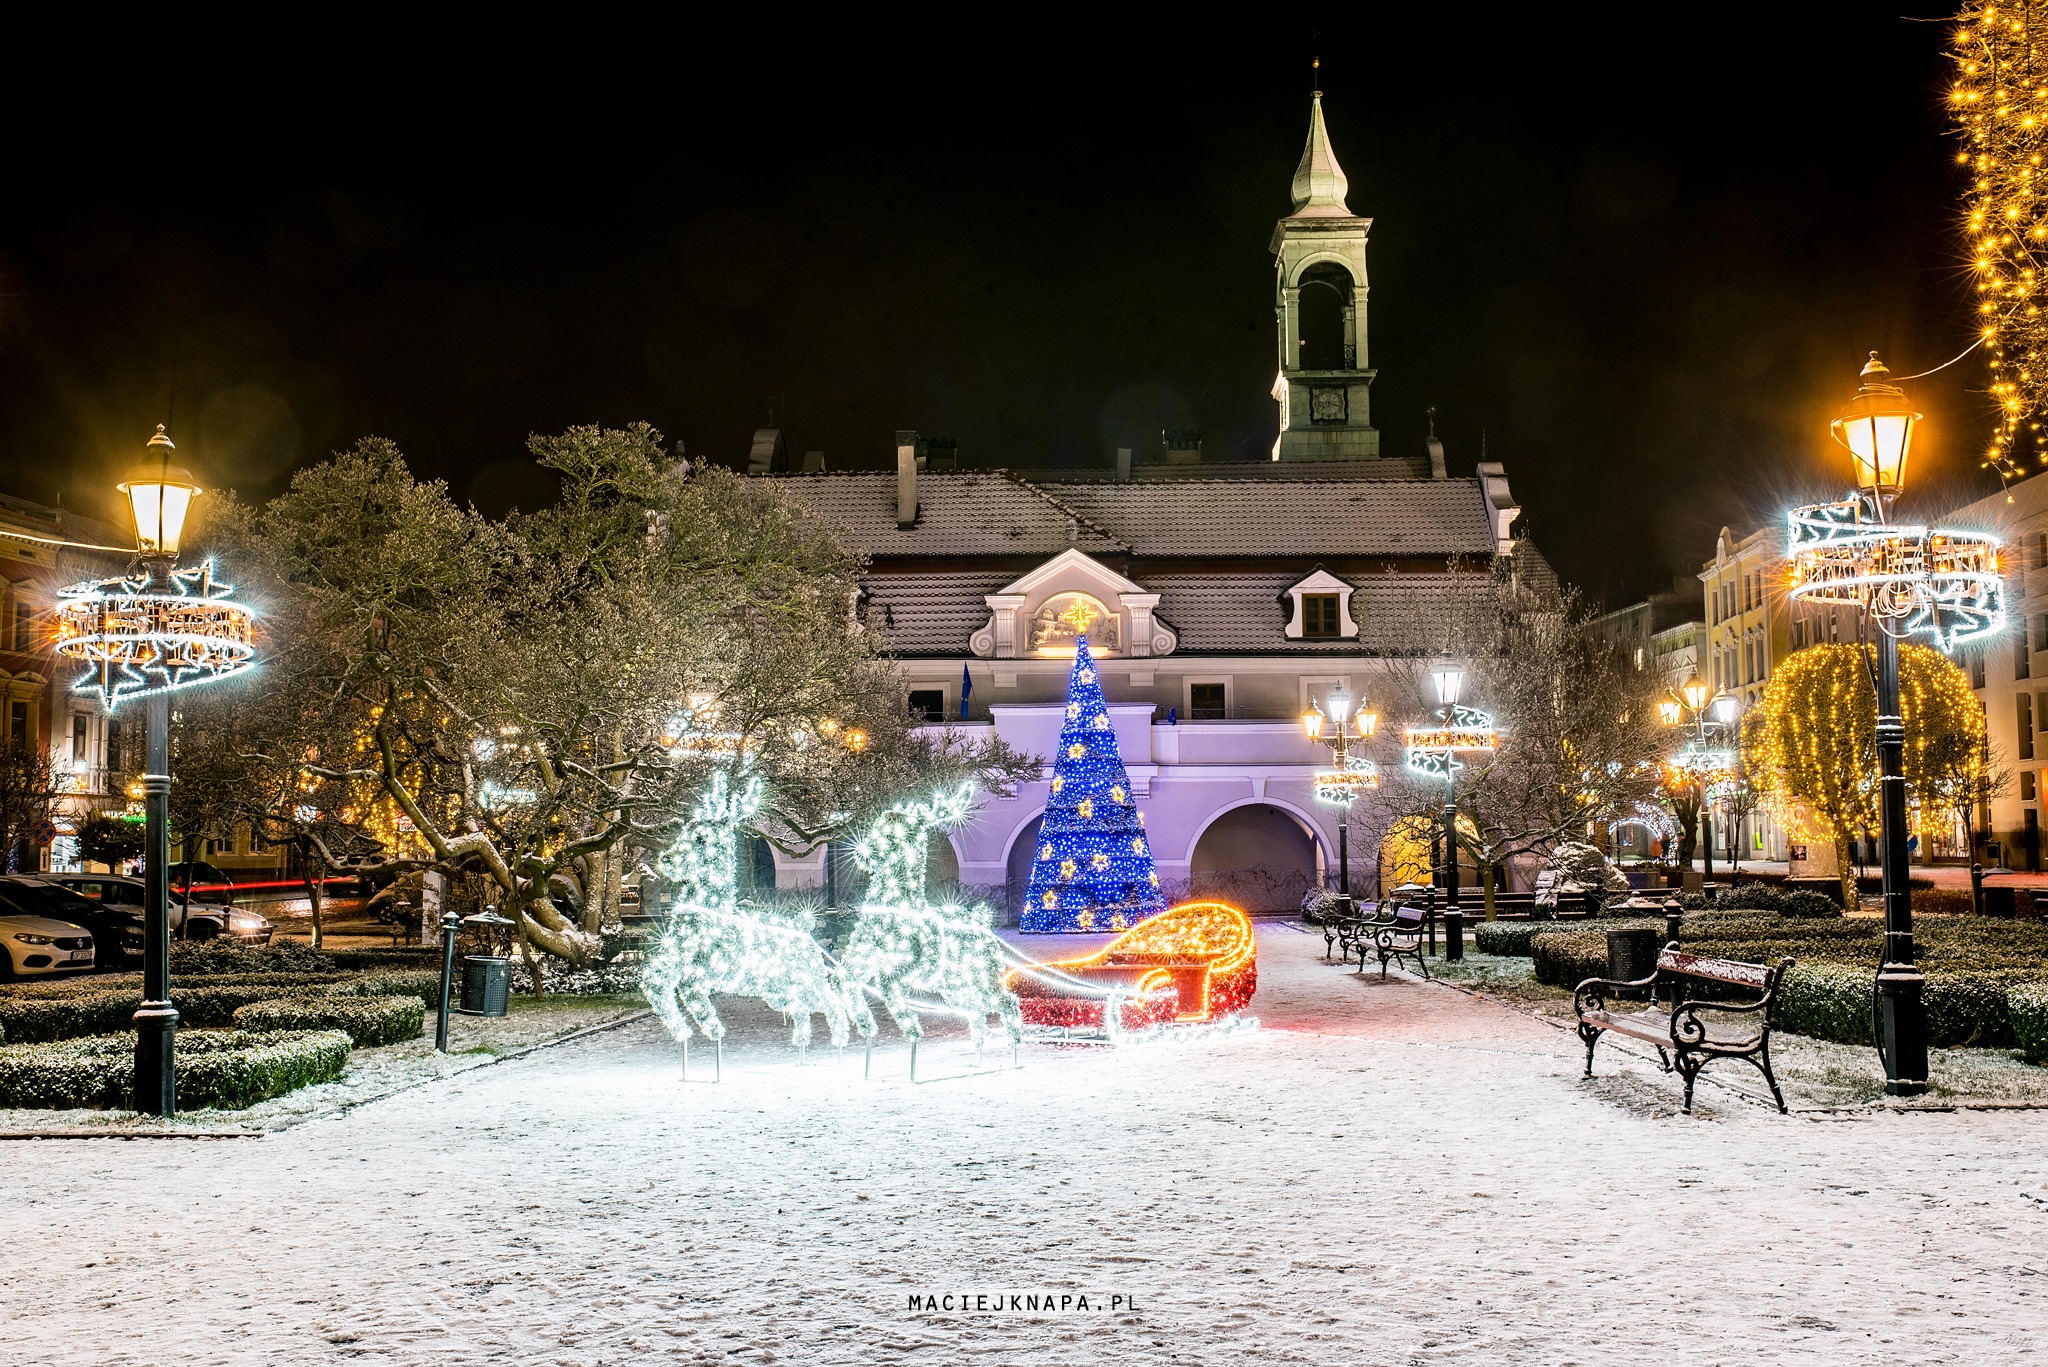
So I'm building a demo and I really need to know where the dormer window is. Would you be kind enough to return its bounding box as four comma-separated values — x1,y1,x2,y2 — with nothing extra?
1281,569,1358,640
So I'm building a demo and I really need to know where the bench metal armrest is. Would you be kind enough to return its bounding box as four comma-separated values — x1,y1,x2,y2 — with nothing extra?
1573,972,1657,1018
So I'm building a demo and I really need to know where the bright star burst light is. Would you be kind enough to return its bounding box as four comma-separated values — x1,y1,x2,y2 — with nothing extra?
1021,637,1166,933
53,560,256,709
1951,4,2048,478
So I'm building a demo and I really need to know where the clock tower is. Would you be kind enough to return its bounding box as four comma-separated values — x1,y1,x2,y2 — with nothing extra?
1270,89,1379,461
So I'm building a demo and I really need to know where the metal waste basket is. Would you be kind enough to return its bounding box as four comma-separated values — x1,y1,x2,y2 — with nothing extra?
459,956,511,1017
1605,927,1660,1000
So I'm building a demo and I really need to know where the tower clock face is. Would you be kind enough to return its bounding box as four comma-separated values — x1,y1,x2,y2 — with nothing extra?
1309,385,1347,424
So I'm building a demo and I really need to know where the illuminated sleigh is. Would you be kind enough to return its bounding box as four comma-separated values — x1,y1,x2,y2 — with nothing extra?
1005,900,1257,1034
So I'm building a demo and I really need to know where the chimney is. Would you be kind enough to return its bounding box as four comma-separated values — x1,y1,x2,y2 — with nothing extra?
1115,447,1132,482
803,450,825,473
896,429,918,528
1427,435,1447,479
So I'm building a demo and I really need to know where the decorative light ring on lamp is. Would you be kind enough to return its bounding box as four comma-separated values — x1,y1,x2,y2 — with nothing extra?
1786,501,2006,647
1314,757,1380,805
54,560,256,709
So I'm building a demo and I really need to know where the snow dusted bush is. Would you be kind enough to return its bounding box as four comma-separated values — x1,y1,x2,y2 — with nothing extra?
2011,984,2048,1063
1476,921,1567,957
235,995,425,1048
0,990,136,1044
1530,929,1614,987
324,948,444,972
169,941,335,976
0,1029,351,1110
335,970,446,1012
1300,888,1343,924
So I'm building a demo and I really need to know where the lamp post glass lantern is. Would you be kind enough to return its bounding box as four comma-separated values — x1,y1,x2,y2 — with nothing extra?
1305,686,1380,917
1785,354,2007,1096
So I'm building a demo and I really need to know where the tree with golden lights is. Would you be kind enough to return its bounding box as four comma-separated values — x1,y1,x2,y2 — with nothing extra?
1740,642,1986,908
1951,3,2048,479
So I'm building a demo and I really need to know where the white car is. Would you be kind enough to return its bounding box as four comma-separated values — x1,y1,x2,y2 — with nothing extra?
36,875,274,946
0,913,95,978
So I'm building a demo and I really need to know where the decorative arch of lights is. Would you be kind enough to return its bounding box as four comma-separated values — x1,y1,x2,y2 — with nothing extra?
1404,705,1500,780
1313,755,1380,805
1786,498,2005,648
53,561,256,709
1608,803,1678,848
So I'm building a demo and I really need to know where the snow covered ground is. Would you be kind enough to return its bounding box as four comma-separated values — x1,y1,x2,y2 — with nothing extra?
2,924,2044,1365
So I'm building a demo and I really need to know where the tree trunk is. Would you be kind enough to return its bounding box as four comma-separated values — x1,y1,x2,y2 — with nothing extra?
1480,858,1498,921
1834,833,1857,915
307,867,324,951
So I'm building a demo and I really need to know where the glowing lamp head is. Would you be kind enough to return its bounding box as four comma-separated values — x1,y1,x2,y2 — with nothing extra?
1710,691,1740,726
1680,675,1709,712
1356,706,1379,739
1829,353,1919,502
1657,692,1684,727
118,427,202,558
1428,650,1466,708
1301,706,1325,740
1326,682,1351,726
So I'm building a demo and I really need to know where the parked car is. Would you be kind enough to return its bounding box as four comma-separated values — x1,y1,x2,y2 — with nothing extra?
166,861,236,898
0,910,94,978
0,878,140,966
34,874,274,946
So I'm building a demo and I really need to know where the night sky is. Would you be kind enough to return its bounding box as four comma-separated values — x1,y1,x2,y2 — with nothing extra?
0,13,1993,600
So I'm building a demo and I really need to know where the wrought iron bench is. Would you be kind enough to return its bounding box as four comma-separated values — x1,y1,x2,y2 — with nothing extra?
1573,945,1794,1114
1323,902,1380,961
1358,903,1432,981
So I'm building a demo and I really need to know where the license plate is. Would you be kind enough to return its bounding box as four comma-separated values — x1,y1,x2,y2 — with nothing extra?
67,951,93,961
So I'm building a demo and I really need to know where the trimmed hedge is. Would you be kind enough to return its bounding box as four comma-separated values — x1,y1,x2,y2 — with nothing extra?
234,995,425,1048
0,990,139,1044
0,1028,351,1110
168,941,335,976
335,970,444,1012
323,947,442,972
1475,920,1576,957
2012,983,2048,1063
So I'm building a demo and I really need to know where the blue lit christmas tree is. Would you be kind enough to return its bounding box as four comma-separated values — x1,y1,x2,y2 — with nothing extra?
1022,635,1166,933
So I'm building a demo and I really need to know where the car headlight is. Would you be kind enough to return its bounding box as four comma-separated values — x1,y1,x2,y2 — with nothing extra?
12,933,57,945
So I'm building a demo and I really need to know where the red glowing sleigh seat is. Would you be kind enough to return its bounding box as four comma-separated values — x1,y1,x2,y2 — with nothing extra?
1007,900,1257,1031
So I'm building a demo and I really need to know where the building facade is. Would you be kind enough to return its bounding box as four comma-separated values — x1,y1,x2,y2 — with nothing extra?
754,96,1547,917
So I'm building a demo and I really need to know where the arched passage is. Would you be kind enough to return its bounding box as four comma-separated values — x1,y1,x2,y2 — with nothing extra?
1188,802,1323,911
1003,814,1044,923
1297,262,1353,371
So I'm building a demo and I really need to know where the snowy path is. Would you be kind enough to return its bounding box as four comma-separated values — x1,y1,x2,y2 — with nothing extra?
2,926,2044,1365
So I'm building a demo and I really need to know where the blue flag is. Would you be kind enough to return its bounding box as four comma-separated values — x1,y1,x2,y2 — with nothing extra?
960,663,973,721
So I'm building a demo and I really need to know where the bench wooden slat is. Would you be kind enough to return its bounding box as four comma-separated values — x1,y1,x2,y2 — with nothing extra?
1657,948,1774,990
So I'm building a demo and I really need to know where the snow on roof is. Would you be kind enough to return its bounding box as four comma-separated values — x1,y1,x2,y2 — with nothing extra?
770,471,1125,557
1036,477,1497,557
772,470,1499,560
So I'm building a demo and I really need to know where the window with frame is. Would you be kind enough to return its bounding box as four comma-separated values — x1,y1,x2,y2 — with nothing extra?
11,602,28,652
2021,693,2036,761
2028,772,2041,802
1972,647,1988,689
906,689,945,722
105,718,123,773
2021,634,2033,682
1189,683,1227,719
70,714,86,762
1300,594,1341,638
7,700,25,751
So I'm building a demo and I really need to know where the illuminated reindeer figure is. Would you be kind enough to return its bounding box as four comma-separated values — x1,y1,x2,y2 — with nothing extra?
641,771,853,1071
841,785,1023,1071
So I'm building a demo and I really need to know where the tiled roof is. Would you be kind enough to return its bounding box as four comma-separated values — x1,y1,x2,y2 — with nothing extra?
771,470,1501,559
769,472,1125,557
862,561,1558,658
1039,477,1497,557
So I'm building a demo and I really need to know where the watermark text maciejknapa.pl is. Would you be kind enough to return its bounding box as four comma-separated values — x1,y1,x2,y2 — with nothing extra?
906,1289,1141,1316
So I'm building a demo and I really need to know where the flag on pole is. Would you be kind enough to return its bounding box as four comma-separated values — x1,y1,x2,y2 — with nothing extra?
960,663,973,721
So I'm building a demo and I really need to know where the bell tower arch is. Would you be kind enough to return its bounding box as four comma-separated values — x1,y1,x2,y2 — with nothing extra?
1270,90,1379,462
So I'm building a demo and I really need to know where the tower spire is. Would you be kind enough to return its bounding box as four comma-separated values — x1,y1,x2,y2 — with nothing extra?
1287,86,1350,217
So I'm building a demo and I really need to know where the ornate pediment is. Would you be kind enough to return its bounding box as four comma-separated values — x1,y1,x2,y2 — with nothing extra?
969,549,1177,660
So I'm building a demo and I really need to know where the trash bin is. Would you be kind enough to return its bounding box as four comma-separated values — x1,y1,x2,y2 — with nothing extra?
1983,884,2019,919
459,956,511,1017
1605,927,1661,1000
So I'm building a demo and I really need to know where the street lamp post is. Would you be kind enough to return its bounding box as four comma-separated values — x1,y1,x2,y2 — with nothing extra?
1787,353,2006,1095
1660,678,1739,899
1304,682,1380,918
1402,652,1496,962
119,431,202,1116
54,426,256,1118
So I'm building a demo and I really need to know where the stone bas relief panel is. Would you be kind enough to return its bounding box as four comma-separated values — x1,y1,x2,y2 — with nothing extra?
1029,593,1119,654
